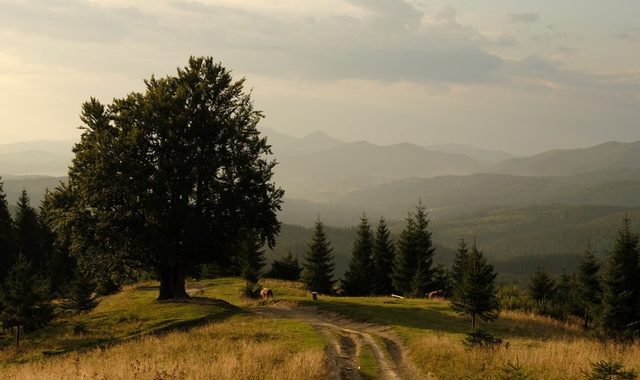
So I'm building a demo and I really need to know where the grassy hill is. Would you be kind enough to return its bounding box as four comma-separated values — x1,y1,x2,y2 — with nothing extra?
2,278,638,379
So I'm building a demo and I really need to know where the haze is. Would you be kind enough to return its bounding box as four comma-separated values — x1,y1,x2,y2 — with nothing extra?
1,0,640,154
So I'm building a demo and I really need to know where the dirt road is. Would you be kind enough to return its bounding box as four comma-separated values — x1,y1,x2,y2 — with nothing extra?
251,303,420,380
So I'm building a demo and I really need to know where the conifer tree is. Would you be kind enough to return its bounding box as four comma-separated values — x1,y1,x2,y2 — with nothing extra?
391,214,417,295
14,190,46,273
342,215,374,296
576,244,601,329
267,252,302,281
451,238,469,290
371,217,395,295
64,268,98,313
302,220,335,294
528,265,556,304
410,203,436,297
240,235,266,297
601,216,640,337
450,243,499,329
0,179,15,283
554,271,577,320
0,253,53,348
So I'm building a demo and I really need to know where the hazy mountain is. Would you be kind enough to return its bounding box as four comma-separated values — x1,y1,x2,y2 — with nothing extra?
275,141,484,198
261,127,345,156
492,141,640,176
0,175,66,206
0,140,75,176
424,143,517,164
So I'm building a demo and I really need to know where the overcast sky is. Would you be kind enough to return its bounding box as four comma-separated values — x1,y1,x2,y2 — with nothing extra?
1,0,639,154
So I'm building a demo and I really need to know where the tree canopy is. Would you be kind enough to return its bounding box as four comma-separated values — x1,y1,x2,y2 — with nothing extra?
48,57,284,300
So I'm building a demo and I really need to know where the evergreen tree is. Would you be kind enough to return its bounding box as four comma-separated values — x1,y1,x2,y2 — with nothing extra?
342,215,374,296
576,244,601,329
64,268,98,313
601,216,640,337
371,217,395,295
554,271,577,320
528,265,556,304
0,253,53,348
14,190,46,273
392,203,436,297
450,243,499,329
451,238,469,290
410,203,436,297
240,236,266,285
267,252,302,281
431,264,453,296
391,214,417,295
302,220,335,294
40,193,76,296
0,179,15,283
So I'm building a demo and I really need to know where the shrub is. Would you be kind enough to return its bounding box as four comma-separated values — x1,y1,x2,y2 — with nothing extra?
499,362,532,380
463,328,502,348
583,359,638,380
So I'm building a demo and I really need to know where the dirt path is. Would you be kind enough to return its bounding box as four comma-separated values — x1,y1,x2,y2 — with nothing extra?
250,303,420,380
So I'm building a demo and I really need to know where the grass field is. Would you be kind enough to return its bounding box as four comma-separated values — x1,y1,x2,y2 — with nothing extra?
1,277,639,379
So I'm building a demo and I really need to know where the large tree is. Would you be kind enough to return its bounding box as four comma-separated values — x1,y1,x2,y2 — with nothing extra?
601,216,640,337
371,217,394,295
302,220,335,294
342,215,374,296
451,243,499,329
49,57,284,300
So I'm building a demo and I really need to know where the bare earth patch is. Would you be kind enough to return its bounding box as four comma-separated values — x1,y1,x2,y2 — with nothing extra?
251,303,421,380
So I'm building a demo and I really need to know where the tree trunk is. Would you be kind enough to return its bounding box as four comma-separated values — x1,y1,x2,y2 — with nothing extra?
15,325,20,349
583,307,589,330
472,314,476,330
157,263,189,300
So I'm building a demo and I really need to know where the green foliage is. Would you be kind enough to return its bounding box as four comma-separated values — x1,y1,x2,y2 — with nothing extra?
528,265,556,304
267,252,302,281
342,215,374,296
462,328,502,348
63,269,99,313
371,217,394,295
601,216,640,338
451,238,469,291
239,235,266,286
451,243,499,328
576,245,602,329
14,190,47,274
0,253,53,347
391,202,435,297
241,282,263,299
583,359,638,380
497,285,535,312
47,57,284,300
431,264,453,296
302,220,336,294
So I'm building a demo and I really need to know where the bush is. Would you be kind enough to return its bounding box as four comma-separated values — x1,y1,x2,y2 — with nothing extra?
242,283,263,299
497,285,535,312
583,359,638,380
499,362,532,380
463,328,502,348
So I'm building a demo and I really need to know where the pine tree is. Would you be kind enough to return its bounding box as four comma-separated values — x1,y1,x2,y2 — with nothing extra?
391,214,417,295
450,243,499,329
342,215,374,296
0,178,15,283
576,244,601,329
601,216,640,337
371,217,395,295
528,265,556,304
451,238,469,290
64,268,99,313
410,203,436,297
267,252,302,281
240,236,266,298
431,264,453,296
302,220,335,294
554,271,577,320
14,190,46,273
0,253,53,348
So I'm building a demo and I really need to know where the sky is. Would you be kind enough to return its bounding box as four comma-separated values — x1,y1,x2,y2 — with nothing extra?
0,0,639,154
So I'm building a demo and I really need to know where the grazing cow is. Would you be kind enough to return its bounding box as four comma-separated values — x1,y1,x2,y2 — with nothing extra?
427,290,444,299
260,288,274,299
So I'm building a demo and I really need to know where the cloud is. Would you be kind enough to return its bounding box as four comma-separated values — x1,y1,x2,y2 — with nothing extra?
508,12,540,24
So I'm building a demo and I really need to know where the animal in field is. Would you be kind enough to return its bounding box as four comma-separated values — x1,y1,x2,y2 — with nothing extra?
260,288,274,299
427,290,444,299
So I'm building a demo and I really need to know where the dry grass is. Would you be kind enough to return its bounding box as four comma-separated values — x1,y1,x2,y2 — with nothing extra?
409,333,640,379
1,314,326,380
